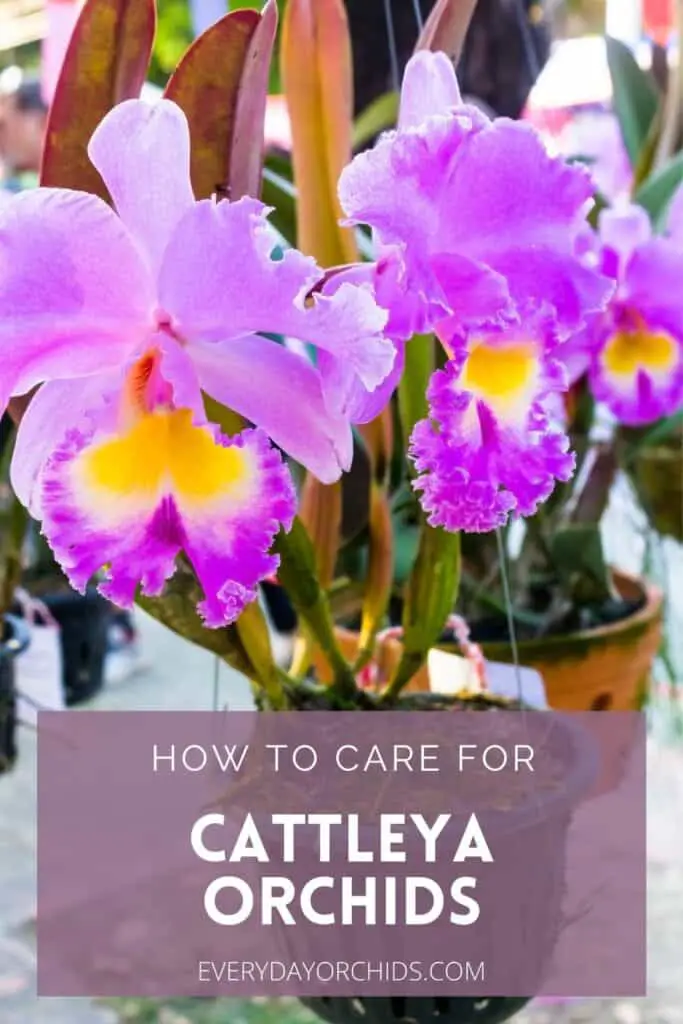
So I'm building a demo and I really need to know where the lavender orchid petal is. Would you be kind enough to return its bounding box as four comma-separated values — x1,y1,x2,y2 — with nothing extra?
398,50,462,128
0,188,154,411
88,99,195,275
598,204,652,269
189,335,354,483
158,197,393,393
339,52,611,337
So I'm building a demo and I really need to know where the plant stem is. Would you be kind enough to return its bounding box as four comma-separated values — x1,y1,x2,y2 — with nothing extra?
274,519,358,699
382,525,461,702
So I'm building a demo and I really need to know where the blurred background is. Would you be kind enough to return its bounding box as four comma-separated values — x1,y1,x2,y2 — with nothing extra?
0,1,681,1023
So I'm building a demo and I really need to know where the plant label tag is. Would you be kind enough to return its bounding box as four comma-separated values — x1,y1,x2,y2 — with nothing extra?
427,648,482,694
485,661,548,709
427,648,548,708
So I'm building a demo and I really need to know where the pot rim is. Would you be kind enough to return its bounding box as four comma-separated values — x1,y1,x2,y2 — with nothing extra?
479,569,662,655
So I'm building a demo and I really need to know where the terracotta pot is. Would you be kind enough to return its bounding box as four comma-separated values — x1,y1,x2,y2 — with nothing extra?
315,572,661,711
473,571,662,712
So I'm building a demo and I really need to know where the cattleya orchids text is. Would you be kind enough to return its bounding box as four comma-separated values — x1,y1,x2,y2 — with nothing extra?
1,51,681,627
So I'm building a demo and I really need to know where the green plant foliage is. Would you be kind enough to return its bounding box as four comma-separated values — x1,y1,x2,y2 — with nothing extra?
635,151,683,229
149,0,194,86
606,36,660,168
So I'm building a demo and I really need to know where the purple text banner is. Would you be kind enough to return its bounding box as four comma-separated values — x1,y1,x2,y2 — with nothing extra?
37,711,646,998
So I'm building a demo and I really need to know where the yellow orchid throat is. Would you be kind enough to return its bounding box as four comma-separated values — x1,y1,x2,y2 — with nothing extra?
77,409,251,507
602,326,678,378
461,339,539,419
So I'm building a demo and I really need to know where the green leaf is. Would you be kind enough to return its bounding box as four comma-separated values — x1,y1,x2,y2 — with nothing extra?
261,164,297,245
634,150,683,228
357,485,394,661
398,334,435,455
606,36,659,168
41,0,156,196
136,558,256,677
352,91,398,149
393,521,420,585
383,526,461,700
274,519,357,697
549,524,614,605
620,408,683,456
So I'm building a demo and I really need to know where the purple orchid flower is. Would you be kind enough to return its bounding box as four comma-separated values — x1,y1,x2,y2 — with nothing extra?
338,51,612,344
561,203,683,426
334,51,610,530
0,99,392,625
411,310,574,533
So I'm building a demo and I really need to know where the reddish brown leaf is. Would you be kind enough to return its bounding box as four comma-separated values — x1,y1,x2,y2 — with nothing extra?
299,477,342,591
41,0,156,198
414,0,478,61
230,0,279,200
164,5,277,202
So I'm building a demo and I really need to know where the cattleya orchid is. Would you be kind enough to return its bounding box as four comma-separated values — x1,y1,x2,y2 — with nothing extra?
560,202,683,426
0,99,391,625
410,311,574,532
338,51,612,531
0,47,617,624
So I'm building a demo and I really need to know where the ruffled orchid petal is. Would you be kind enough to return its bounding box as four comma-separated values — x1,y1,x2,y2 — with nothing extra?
556,327,592,386
10,374,121,517
189,334,354,483
159,196,392,392
621,239,683,326
410,317,575,532
0,188,153,411
339,68,610,336
431,253,513,337
374,247,450,340
339,113,473,256
438,122,593,257
40,411,296,627
312,261,402,421
398,51,462,128
88,99,195,276
318,341,405,424
483,247,613,338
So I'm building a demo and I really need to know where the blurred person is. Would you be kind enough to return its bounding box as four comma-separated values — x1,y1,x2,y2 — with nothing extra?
0,68,47,191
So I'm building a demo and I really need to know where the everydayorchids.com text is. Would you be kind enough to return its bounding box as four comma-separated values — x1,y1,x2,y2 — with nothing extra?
197,960,487,985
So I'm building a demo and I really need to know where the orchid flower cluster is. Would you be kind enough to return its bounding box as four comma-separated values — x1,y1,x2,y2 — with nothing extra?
1,48,682,632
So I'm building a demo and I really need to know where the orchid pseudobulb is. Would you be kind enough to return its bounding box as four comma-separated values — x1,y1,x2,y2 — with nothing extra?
0,99,391,625
338,51,612,532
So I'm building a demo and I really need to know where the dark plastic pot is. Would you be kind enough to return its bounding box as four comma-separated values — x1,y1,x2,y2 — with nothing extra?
261,581,298,634
301,995,531,1024
0,615,30,775
292,711,596,1024
41,589,110,706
